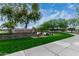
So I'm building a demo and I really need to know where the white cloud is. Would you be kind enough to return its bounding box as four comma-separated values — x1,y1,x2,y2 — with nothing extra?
49,10,76,19
40,9,54,17
49,10,60,19
68,4,74,9
27,9,76,29
68,4,76,10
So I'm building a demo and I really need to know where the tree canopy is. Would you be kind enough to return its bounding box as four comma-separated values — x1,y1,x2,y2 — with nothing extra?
0,3,41,33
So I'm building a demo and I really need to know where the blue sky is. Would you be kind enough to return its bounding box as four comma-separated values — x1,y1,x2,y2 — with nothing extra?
39,3,76,17
0,3,79,29
27,3,78,28
40,3,68,10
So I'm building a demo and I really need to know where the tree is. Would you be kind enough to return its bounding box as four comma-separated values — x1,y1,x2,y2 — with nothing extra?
1,21,16,34
0,5,15,33
67,18,78,32
57,19,68,31
68,28,75,33
13,3,41,28
74,5,79,25
25,3,40,28
0,3,41,33
38,19,68,32
0,5,13,21
38,19,58,32
68,19,78,27
38,20,53,31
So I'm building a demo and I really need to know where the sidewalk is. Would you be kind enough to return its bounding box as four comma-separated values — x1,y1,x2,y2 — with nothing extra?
6,34,79,56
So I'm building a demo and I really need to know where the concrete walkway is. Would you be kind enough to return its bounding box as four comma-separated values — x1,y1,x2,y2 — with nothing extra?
6,34,79,56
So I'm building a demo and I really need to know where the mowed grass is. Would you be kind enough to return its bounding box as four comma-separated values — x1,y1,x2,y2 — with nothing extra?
0,32,73,55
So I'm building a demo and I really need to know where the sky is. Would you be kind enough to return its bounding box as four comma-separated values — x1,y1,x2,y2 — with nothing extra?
0,3,79,29
27,3,79,29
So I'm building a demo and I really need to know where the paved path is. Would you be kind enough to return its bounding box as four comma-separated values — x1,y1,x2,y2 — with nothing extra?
6,34,79,56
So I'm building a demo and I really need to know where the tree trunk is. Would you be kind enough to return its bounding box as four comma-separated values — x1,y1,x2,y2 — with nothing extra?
25,23,28,28
25,21,29,28
8,28,13,34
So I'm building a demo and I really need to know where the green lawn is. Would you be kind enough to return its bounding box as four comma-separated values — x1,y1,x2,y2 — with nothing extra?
0,32,73,55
